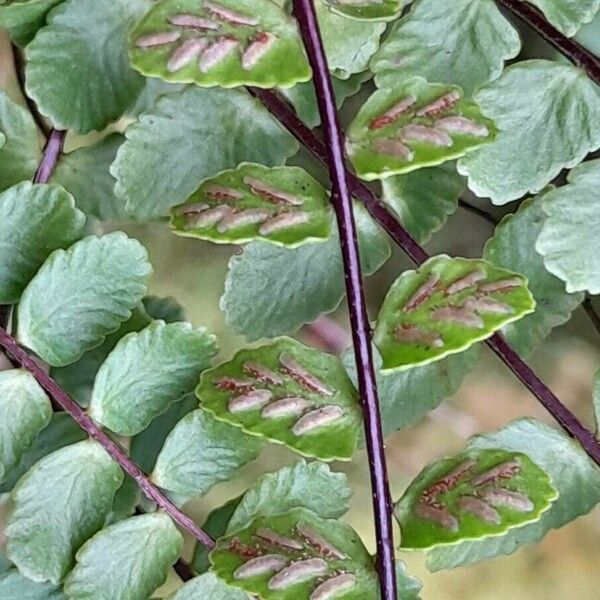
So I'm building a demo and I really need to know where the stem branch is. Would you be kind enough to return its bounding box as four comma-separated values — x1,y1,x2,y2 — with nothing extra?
33,129,66,184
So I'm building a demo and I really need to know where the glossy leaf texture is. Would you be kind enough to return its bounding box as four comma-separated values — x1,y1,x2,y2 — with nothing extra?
88,321,217,435
524,0,600,36
0,182,85,303
0,370,52,485
458,60,600,204
484,195,583,356
17,232,152,367
0,569,64,600
6,440,123,584
112,86,298,220
64,512,182,599
536,159,600,294
197,337,362,461
395,448,557,550
222,203,390,340
374,255,535,372
347,78,496,181
168,573,247,600
171,163,331,247
210,508,379,600
130,0,310,89
25,0,149,134
371,0,521,95
320,0,403,22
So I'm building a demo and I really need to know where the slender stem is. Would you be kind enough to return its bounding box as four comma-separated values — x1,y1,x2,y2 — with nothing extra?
33,129,66,184
291,2,397,597
583,296,600,337
0,327,216,550
496,0,600,86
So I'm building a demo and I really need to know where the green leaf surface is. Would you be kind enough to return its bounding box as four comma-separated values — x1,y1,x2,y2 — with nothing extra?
142,295,186,323
112,86,298,221
484,195,583,356
130,0,310,89
320,0,403,22
171,164,331,248
395,448,557,550
374,255,535,372
152,408,263,498
211,508,378,600
227,460,351,533
24,0,149,133
371,0,521,95
426,418,600,570
0,182,86,303
168,573,247,600
0,0,63,46
0,570,64,600
17,232,151,367
524,0,600,36
381,163,465,244
89,321,217,435
222,204,390,340
108,475,140,524
458,60,600,204
395,562,422,599
0,369,52,485
0,91,41,192
576,11,600,54
52,134,127,221
535,159,600,294
197,337,362,461
64,512,182,600
347,78,496,181
6,440,123,584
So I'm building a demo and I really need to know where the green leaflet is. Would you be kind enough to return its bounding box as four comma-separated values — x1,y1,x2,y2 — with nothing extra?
64,512,182,600
0,0,63,45
426,418,600,570
24,0,150,134
535,159,600,294
227,460,352,533
395,448,557,550
151,408,263,499
112,86,298,221
374,255,535,372
6,440,123,585
211,508,379,599
458,60,600,204
130,0,310,89
371,0,521,96
0,182,86,303
142,295,186,323
0,370,52,485
524,0,600,36
171,164,332,248
395,562,422,600
168,573,247,600
576,11,600,54
381,163,465,244
88,321,217,436
52,134,128,221
196,337,362,461
17,232,152,367
484,195,584,356
320,0,403,22
347,78,496,181
0,91,41,192
222,203,390,340
0,570,65,600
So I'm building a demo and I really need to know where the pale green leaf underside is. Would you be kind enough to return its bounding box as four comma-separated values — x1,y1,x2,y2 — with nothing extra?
484,195,583,356
227,460,351,533
458,60,600,204
64,512,182,600
168,573,247,600
535,159,600,294
396,448,557,550
395,562,422,600
0,369,52,484
321,0,403,22
211,508,378,600
347,78,496,181
576,11,600,54
6,440,123,585
17,232,151,367
381,163,465,244
152,408,263,498
130,0,310,89
0,570,64,600
525,0,600,36
89,320,217,436
171,163,331,248
0,181,86,303
197,337,362,461
112,86,298,221
426,418,600,570
372,0,520,95
374,255,535,372
24,0,149,134
222,203,390,340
